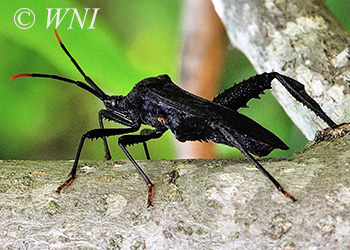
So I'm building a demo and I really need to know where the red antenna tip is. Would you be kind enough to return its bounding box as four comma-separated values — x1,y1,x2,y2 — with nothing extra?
54,29,62,44
10,73,31,81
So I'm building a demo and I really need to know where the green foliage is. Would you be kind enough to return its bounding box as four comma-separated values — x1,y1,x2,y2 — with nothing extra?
0,0,348,161
1,0,180,160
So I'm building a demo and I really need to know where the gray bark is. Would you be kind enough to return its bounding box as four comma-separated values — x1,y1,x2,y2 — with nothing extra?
1,126,350,249
211,0,350,140
2,2,350,249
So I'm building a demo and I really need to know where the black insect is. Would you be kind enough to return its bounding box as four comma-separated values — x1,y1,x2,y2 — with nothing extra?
11,30,338,206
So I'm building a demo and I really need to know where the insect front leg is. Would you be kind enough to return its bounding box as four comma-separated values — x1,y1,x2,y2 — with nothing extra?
98,110,112,160
56,127,139,193
99,110,153,160
118,129,166,207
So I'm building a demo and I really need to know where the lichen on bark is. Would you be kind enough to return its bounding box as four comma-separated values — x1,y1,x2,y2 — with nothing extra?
212,0,350,139
1,126,350,248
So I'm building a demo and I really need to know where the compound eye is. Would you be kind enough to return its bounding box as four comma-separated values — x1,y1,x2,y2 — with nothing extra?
111,99,116,107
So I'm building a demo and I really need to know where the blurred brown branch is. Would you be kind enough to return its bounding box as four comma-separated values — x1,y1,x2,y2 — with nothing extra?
177,0,227,159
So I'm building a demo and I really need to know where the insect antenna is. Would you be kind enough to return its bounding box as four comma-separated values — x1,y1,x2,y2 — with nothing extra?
10,73,104,100
10,29,108,100
53,29,107,99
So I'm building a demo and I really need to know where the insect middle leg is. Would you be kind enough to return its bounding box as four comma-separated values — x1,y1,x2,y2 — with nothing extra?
118,129,166,207
213,123,297,201
236,142,297,202
139,128,159,160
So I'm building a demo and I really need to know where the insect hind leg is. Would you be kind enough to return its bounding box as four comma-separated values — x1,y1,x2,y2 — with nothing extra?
213,72,337,128
273,73,337,128
212,72,275,110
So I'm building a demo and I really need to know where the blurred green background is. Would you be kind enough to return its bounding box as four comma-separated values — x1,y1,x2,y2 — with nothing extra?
1,0,349,161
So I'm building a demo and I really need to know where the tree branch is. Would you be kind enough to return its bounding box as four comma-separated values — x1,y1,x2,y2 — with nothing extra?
1,126,350,248
212,0,350,139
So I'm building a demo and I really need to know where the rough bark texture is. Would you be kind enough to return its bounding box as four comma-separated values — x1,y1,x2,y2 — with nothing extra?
211,0,350,140
1,127,350,249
